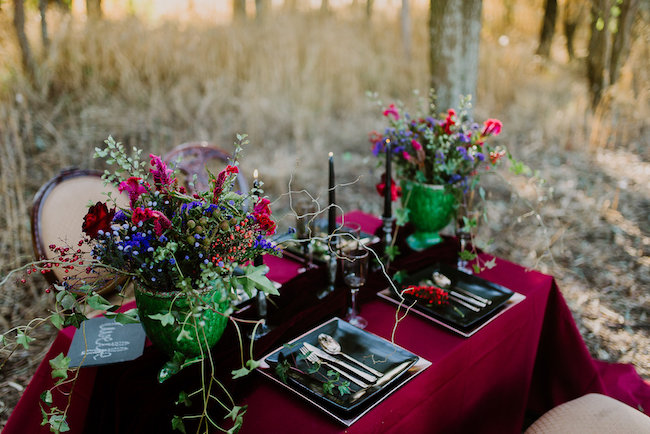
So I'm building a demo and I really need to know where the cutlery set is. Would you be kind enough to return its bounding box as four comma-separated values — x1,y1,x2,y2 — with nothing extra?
298,335,407,394
432,271,491,312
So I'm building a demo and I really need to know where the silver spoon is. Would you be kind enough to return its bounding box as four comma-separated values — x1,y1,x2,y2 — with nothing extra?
317,333,384,377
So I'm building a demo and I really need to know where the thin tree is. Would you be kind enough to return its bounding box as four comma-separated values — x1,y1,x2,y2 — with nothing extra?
321,0,329,15
429,0,483,111
586,0,639,107
367,0,374,19
401,0,411,61
233,0,246,21
255,0,269,21
563,0,586,60
86,0,102,20
536,0,558,57
39,0,49,51
13,0,36,80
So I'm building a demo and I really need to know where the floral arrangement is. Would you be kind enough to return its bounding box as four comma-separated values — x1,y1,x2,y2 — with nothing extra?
4,135,280,433
79,137,279,300
369,95,507,196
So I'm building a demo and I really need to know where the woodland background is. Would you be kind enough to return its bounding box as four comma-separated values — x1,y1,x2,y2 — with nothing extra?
0,0,648,427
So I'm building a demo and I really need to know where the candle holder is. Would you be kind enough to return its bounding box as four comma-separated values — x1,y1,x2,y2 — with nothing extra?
317,235,338,299
249,290,272,339
382,216,394,251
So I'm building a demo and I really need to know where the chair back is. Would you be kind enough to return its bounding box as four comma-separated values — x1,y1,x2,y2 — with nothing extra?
30,168,128,294
163,141,249,194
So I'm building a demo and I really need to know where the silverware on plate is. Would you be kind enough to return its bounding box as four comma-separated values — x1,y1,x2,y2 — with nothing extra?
351,360,412,401
300,346,370,388
317,333,384,377
302,343,378,383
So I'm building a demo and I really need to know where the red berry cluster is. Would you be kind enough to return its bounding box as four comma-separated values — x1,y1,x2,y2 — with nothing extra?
403,285,449,306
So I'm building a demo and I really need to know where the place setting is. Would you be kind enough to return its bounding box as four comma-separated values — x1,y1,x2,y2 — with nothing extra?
256,317,431,426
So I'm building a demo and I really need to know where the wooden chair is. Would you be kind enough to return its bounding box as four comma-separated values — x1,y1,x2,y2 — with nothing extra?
525,393,650,433
163,141,249,194
30,168,129,295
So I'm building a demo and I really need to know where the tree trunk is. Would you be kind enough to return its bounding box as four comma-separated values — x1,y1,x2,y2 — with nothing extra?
536,0,557,57
284,0,297,12
587,0,611,107
366,0,374,19
321,0,329,15
86,0,102,19
563,0,585,60
13,0,36,80
39,0,49,51
429,0,483,111
609,0,639,86
401,0,411,61
233,0,246,21
255,0,269,21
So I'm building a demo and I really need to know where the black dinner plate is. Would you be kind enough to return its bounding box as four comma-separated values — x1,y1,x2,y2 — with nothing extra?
390,263,514,332
262,318,418,418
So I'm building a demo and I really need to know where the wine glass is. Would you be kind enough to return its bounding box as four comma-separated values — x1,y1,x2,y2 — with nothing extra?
455,208,478,274
340,221,362,253
342,249,369,329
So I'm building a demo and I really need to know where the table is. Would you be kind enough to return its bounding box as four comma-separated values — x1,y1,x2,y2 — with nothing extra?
5,212,649,434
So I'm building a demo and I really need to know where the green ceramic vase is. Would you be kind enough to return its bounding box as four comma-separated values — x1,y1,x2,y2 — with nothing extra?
401,180,457,251
134,283,230,359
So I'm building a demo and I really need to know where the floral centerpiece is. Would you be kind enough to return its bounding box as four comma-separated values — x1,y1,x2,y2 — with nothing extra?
369,93,522,257
5,135,280,433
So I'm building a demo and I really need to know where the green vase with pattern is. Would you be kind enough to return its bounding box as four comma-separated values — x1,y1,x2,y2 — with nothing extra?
134,282,231,360
401,180,457,251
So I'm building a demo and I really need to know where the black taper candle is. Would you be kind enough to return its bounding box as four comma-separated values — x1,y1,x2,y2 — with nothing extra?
328,152,336,234
383,140,392,219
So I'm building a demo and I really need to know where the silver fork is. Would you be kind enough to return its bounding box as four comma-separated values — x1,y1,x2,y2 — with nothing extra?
299,346,369,388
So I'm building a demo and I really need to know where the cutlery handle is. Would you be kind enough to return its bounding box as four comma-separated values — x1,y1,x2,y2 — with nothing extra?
340,353,384,377
326,357,377,383
322,361,369,388
450,295,481,312
450,290,486,308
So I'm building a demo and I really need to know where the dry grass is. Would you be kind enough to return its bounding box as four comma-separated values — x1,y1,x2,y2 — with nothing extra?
0,1,648,428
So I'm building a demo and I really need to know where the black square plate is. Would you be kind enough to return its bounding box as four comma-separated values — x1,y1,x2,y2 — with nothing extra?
257,317,429,425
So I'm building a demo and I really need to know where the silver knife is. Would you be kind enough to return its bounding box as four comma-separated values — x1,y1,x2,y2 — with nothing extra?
351,359,413,400
303,342,378,383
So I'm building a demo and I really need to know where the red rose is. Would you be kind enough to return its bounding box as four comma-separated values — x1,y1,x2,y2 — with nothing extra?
256,214,276,235
82,202,115,239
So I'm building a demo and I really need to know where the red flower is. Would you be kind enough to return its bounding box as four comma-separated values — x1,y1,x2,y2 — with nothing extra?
443,109,456,134
482,119,502,136
256,214,276,235
150,211,172,236
375,174,401,201
383,104,400,120
132,207,153,225
82,202,115,239
254,198,272,216
489,149,506,165
212,165,239,202
118,177,148,208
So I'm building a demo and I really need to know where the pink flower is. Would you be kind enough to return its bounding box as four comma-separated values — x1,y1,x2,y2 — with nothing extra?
132,207,153,225
150,210,172,236
482,119,502,136
149,154,175,188
383,104,400,120
411,139,422,151
402,151,412,161
212,165,239,202
118,177,148,208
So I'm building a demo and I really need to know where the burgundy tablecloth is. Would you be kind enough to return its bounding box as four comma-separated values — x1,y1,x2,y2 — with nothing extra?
5,212,649,434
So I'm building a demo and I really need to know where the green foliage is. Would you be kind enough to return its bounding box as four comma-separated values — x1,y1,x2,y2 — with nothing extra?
49,353,71,382
16,331,35,349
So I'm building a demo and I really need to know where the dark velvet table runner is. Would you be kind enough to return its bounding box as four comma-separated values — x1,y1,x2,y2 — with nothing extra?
5,212,649,434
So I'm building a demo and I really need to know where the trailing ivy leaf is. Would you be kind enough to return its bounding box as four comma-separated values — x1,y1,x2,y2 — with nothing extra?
231,366,251,379
484,257,497,269
63,313,87,329
171,415,186,434
275,360,290,383
159,352,186,382
326,370,340,381
40,390,53,405
16,331,35,349
282,342,298,349
225,405,246,422
49,353,71,381
59,293,76,311
0,334,7,346
395,207,410,226
392,270,408,284
48,414,70,433
386,245,400,261
296,351,308,362
50,313,64,330
459,250,476,261
105,309,139,325
241,265,279,296
86,294,114,311
322,381,334,395
176,391,191,407
148,313,175,327
337,381,351,396
245,359,261,370
175,329,191,342
306,362,320,374
472,263,482,274
40,405,48,426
